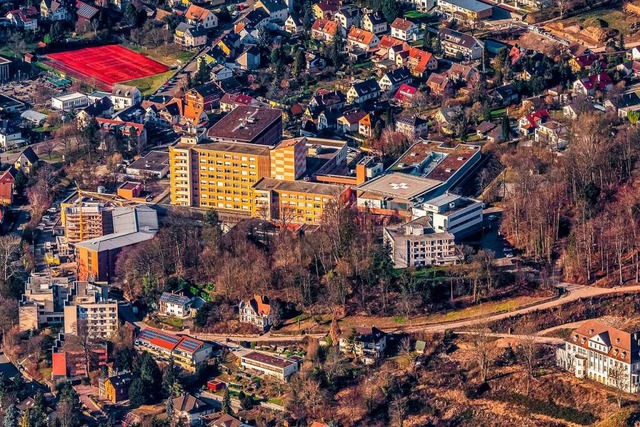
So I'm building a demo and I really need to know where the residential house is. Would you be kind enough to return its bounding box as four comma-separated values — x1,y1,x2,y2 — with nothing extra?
568,53,600,73
174,23,208,47
334,5,361,33
239,295,274,331
210,64,233,81
210,414,252,427
220,93,256,112
0,121,23,149
217,33,241,57
617,61,640,78
573,72,613,96
434,106,462,134
172,393,214,426
403,47,437,77
6,7,39,31
95,119,147,148
311,19,338,42
308,89,346,112
475,120,496,137
0,168,16,205
347,79,381,104
254,0,288,21
339,326,387,364
606,91,640,118
313,1,339,19
40,0,71,21
426,73,452,97
518,109,549,134
439,28,483,60
563,98,596,120
447,63,477,83
159,292,192,317
305,52,326,72
359,113,383,137
75,1,99,31
14,147,40,174
236,45,261,70
337,111,367,133
185,4,218,29
393,83,419,106
390,18,419,41
361,12,387,35
284,13,303,34
111,84,141,111
556,320,640,392
535,120,568,150
77,97,114,127
378,67,412,92
493,84,519,106
317,109,340,130
347,27,380,52
100,373,133,404
383,216,458,268
395,115,428,139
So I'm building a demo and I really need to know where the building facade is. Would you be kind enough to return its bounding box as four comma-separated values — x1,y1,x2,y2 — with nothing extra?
240,351,300,381
556,320,640,393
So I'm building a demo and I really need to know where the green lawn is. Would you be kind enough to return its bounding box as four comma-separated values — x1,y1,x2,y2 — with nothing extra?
121,70,177,96
161,315,184,329
404,11,432,19
126,44,195,66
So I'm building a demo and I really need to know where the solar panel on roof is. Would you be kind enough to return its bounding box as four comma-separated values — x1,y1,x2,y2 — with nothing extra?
178,338,202,351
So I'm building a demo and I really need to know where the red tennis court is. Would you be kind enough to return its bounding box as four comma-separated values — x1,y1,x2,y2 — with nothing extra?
47,45,169,86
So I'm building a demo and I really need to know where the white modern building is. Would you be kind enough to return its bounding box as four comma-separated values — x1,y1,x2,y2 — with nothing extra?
556,320,640,393
240,351,300,381
111,84,141,111
339,326,387,364
63,282,118,339
383,216,459,269
413,193,483,239
159,292,192,318
51,93,89,111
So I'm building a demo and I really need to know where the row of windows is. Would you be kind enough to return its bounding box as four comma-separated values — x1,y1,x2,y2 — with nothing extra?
198,160,257,168
197,153,257,162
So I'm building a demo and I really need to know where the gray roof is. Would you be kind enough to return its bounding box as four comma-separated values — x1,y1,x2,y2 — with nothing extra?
76,206,158,252
440,0,492,12
20,110,47,123
160,292,191,306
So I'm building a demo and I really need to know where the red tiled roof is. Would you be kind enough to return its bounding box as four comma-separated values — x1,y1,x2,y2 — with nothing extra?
390,18,414,31
52,353,67,377
394,83,417,102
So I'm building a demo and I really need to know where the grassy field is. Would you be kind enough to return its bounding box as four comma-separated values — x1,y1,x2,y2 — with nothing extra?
121,70,176,96
561,7,634,35
126,44,195,66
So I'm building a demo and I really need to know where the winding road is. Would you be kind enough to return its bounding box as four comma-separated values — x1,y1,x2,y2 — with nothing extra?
137,283,640,344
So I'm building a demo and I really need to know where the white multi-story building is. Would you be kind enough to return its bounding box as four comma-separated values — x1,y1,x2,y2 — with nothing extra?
557,320,640,393
240,351,300,381
111,84,141,111
51,93,89,111
339,326,387,365
383,216,459,269
414,193,483,239
63,282,118,339
159,292,192,318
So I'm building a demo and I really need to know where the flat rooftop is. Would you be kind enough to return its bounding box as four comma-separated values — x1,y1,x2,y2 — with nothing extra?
242,351,297,369
254,178,345,197
127,150,169,172
194,140,272,156
52,92,87,101
440,0,492,12
357,173,442,200
206,106,281,144
391,141,481,182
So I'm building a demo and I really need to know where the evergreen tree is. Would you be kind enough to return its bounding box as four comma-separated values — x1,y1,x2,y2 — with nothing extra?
501,115,510,141
423,30,432,50
4,404,18,427
432,36,442,55
162,357,177,398
292,48,306,77
166,394,174,420
129,377,147,406
222,388,232,414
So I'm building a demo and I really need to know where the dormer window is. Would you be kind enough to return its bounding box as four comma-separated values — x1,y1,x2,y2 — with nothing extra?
622,351,627,358
581,338,586,344
616,338,620,343
573,335,578,341
614,349,619,355
589,329,594,334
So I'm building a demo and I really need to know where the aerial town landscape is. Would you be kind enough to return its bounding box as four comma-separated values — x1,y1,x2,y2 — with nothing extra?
1,0,640,425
